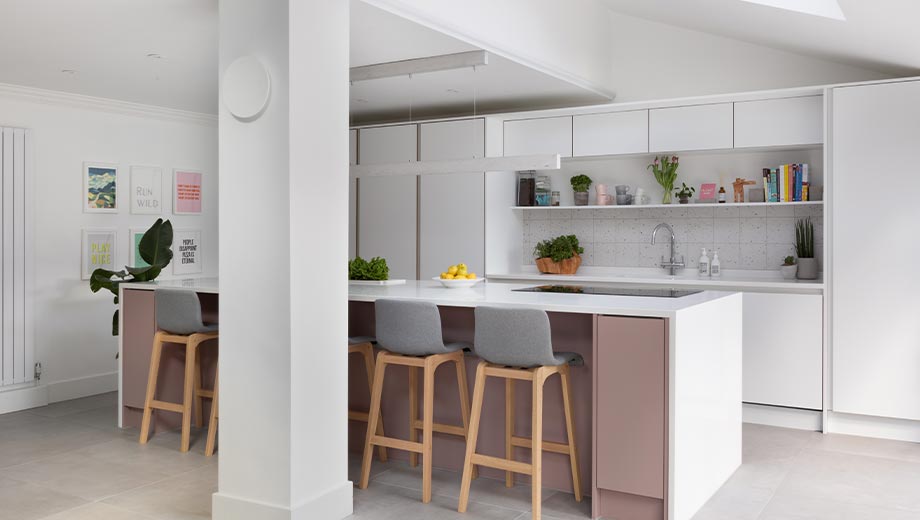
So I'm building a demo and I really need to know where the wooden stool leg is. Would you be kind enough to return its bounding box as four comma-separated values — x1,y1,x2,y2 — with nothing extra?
359,353,387,489
458,361,487,513
560,365,582,502
531,368,547,520
454,354,478,479
205,369,219,456
180,337,200,453
408,366,419,468
360,345,387,463
139,332,165,444
193,347,204,428
505,377,515,488
421,358,436,503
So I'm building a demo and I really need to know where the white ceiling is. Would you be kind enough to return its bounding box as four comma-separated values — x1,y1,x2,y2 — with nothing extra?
600,0,920,77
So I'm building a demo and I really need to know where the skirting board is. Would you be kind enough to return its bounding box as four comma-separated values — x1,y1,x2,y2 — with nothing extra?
0,383,48,414
826,411,920,443
212,480,353,520
46,371,117,404
743,402,823,431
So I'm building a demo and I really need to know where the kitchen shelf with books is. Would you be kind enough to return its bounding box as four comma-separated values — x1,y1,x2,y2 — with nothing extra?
511,200,824,210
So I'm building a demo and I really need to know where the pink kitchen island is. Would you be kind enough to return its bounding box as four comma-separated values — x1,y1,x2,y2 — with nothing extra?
348,281,742,520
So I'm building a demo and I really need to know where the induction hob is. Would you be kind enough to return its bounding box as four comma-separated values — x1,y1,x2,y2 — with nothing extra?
513,285,702,298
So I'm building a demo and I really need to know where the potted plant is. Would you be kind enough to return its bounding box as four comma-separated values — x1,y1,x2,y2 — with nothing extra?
675,182,695,204
780,255,797,280
533,234,584,274
570,174,592,206
648,155,679,204
795,218,818,280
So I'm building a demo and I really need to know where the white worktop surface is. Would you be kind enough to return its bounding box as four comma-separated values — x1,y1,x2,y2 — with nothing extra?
120,277,219,294
349,280,735,318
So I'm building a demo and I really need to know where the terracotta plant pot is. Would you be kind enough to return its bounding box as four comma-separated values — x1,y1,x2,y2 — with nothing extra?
536,254,582,275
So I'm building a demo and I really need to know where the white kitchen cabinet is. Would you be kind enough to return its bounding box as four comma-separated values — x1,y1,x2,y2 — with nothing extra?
742,292,823,410
573,110,648,157
649,103,733,152
349,129,357,259
419,119,485,279
734,96,823,148
503,116,572,157
357,124,418,280
831,80,920,421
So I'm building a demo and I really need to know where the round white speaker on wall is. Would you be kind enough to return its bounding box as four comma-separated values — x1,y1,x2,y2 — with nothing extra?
222,55,271,121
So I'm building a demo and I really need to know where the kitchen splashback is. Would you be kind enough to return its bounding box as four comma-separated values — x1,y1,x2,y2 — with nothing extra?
521,204,823,271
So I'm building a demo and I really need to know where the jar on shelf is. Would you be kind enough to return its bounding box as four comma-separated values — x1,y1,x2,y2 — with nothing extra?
535,176,552,206
550,191,560,206
516,171,536,206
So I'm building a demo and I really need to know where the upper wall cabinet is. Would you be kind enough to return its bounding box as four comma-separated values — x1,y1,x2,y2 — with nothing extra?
573,110,649,157
503,116,573,157
358,124,417,165
649,103,733,152
420,119,484,160
734,96,823,148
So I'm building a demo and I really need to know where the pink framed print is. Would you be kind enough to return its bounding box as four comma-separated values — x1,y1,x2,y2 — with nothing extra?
173,169,202,215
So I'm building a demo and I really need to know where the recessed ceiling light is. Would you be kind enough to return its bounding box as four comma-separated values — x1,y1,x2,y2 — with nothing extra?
61,69,77,75
146,53,164,60
353,98,368,104
446,88,461,94
739,0,845,20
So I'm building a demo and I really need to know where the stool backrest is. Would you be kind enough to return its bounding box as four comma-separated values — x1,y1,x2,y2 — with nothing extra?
155,288,207,335
474,306,557,368
375,299,450,356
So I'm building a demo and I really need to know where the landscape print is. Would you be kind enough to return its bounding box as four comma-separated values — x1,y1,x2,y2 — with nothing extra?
84,163,117,212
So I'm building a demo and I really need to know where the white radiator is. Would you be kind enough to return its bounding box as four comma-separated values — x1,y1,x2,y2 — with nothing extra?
1,127,33,387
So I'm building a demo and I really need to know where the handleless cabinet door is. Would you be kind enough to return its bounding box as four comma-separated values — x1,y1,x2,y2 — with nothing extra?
649,103,733,152
573,110,648,157
419,119,485,279
357,124,418,280
503,116,573,157
734,96,823,148
349,129,357,259
832,80,920,420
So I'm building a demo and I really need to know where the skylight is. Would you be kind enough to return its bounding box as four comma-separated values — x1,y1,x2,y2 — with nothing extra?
739,0,846,20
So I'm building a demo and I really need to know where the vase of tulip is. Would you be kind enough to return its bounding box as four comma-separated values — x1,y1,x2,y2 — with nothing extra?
648,155,680,204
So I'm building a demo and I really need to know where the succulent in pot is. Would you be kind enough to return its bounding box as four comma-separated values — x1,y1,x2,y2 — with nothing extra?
780,255,797,280
570,174,592,206
794,218,818,280
674,182,695,204
533,234,584,274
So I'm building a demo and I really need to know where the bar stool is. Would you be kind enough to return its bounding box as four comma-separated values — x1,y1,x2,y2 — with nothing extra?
359,299,475,503
139,288,219,453
458,306,582,520
348,336,387,462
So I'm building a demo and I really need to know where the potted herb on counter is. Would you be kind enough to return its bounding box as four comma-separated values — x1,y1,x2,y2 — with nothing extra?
795,218,818,280
781,255,797,280
648,155,680,204
675,182,695,204
348,256,390,281
570,174,592,206
533,235,584,274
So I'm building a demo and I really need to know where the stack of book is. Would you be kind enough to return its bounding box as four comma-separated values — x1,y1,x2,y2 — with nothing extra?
762,164,809,202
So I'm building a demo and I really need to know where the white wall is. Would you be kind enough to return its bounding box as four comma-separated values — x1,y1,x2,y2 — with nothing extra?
607,11,890,102
0,86,217,402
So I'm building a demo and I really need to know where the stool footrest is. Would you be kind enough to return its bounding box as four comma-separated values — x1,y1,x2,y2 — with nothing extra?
510,435,572,455
410,420,467,437
349,410,370,422
149,400,184,413
196,390,215,399
370,435,423,454
471,454,532,475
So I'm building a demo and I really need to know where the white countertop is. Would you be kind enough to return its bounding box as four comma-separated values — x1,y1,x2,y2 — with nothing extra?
487,268,823,294
120,277,219,294
349,280,736,318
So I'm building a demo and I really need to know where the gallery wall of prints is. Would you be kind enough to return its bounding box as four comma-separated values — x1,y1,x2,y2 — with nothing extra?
81,162,208,280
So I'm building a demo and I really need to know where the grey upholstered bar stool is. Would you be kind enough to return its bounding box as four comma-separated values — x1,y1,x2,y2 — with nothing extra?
348,336,387,462
359,299,476,504
139,288,219,454
458,306,583,520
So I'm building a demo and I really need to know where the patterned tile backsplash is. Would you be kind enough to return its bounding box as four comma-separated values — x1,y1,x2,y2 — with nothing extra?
521,204,824,271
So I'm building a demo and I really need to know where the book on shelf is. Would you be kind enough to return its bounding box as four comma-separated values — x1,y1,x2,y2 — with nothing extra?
762,163,810,203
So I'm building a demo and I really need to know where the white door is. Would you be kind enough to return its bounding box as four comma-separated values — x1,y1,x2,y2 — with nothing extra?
831,80,920,420
418,119,485,279
573,110,648,157
357,124,418,280
649,103,733,152
503,116,572,157
734,96,823,148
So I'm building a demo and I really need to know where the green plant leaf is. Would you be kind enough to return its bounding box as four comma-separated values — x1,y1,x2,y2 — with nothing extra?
139,219,174,268
348,256,389,280
112,309,119,336
534,235,583,262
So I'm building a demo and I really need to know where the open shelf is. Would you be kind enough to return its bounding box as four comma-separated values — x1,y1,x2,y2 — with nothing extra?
511,200,823,210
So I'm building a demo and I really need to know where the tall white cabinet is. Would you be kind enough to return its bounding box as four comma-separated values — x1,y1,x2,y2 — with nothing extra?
357,124,418,280
831,80,920,420
418,119,485,279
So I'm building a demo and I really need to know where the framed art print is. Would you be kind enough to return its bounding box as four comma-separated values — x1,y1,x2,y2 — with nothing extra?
173,169,202,215
82,229,116,280
172,229,202,275
130,165,163,215
84,162,118,213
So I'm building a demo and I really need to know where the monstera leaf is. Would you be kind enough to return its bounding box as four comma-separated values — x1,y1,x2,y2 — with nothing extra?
139,219,173,268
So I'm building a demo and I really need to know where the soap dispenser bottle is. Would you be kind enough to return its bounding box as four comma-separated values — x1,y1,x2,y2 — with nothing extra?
698,248,710,278
710,250,722,278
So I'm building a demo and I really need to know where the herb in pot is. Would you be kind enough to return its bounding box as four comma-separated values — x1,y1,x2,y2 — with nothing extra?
348,256,390,281
570,174,593,193
533,235,584,262
675,182,695,204
783,255,796,266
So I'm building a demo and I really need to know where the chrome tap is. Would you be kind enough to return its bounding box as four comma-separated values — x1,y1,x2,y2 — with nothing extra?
651,223,685,275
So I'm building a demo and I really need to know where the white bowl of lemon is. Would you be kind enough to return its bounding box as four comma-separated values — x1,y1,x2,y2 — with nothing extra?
434,263,485,288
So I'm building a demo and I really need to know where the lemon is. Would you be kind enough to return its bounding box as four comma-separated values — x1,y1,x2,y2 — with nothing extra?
440,272,450,279
457,267,468,277
466,273,477,279
444,274,455,280
447,265,458,275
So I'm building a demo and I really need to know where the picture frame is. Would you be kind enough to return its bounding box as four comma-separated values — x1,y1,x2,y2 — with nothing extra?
83,162,118,213
81,229,117,280
173,168,203,215
172,229,202,275
130,165,163,215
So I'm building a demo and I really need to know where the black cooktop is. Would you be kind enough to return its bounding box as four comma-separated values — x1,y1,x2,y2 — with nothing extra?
513,285,702,298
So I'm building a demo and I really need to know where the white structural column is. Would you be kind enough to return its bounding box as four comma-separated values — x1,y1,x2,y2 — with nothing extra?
214,1,351,519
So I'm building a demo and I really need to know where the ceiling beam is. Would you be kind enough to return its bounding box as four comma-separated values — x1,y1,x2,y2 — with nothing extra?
350,50,488,83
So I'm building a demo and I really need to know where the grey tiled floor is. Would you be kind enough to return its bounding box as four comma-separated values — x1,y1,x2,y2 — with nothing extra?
3,394,920,519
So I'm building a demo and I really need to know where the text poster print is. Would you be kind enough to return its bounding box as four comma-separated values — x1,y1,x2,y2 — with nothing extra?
174,169,202,214
130,166,163,215
82,229,116,280
173,230,202,275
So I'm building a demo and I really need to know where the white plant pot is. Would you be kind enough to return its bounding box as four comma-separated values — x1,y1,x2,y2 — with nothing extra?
780,264,797,280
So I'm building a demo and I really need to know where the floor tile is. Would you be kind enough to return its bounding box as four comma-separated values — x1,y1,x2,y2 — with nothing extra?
742,423,818,463
351,482,521,520
27,393,117,419
758,493,920,520
0,418,120,469
36,502,156,520
0,477,87,520
806,432,920,464
102,465,216,519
